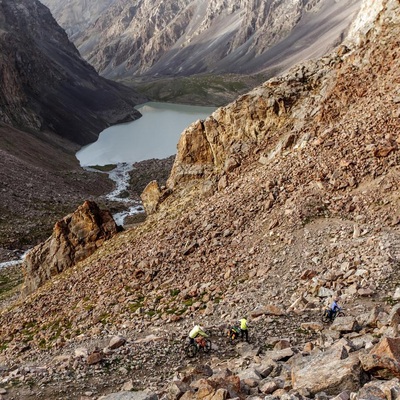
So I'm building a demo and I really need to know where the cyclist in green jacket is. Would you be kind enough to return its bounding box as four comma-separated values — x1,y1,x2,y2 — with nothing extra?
239,317,249,342
188,325,208,345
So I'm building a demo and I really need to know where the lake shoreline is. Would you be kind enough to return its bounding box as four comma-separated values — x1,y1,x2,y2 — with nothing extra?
76,101,215,167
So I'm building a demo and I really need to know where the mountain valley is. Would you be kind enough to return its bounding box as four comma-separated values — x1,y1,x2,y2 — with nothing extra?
41,0,363,105
0,0,400,399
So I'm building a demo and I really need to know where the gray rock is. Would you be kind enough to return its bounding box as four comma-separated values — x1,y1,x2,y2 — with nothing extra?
100,391,158,400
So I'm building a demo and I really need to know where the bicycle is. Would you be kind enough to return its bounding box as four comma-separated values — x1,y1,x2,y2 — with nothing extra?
321,308,345,323
185,336,212,358
227,326,241,344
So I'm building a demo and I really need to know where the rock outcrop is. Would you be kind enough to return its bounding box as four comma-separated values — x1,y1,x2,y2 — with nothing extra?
141,181,163,215
21,201,119,295
164,0,399,191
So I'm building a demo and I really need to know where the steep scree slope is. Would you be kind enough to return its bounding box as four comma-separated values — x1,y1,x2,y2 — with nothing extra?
0,0,399,397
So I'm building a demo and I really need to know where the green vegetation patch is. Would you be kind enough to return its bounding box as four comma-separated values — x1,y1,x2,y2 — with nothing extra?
128,296,145,313
123,73,268,107
0,264,23,301
170,288,180,297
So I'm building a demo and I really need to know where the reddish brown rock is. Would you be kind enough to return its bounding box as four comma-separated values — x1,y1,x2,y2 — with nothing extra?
141,180,162,215
360,337,400,379
21,201,118,296
87,348,104,365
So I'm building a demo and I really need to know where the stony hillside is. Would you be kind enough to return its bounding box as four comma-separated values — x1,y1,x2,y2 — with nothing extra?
0,0,147,253
0,0,399,399
0,123,113,255
47,0,362,80
0,0,144,145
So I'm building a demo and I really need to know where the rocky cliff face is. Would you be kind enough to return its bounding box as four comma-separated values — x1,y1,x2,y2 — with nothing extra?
165,0,398,190
47,0,362,80
0,0,145,146
21,201,119,296
39,0,115,39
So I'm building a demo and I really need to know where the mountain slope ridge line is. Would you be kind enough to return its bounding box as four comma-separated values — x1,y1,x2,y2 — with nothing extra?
0,0,399,398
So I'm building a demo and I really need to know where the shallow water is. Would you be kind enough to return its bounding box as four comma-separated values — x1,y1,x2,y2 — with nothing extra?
77,102,215,226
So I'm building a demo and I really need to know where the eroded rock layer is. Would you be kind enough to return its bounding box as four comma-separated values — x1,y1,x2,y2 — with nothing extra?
21,201,119,295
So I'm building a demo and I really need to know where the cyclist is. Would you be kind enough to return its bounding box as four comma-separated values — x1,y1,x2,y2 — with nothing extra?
328,296,341,321
188,324,209,345
239,317,249,342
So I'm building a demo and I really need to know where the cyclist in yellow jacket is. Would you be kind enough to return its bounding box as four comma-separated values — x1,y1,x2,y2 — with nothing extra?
188,325,208,345
239,317,249,342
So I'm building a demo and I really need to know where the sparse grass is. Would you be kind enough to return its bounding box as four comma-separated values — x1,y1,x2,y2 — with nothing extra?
383,297,397,306
0,265,23,302
0,343,8,352
146,310,156,317
128,296,145,313
296,328,310,335
213,296,222,304
123,73,268,106
183,298,195,307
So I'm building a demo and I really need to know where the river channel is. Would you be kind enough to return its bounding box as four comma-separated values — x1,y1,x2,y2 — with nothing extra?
77,102,215,226
0,102,215,268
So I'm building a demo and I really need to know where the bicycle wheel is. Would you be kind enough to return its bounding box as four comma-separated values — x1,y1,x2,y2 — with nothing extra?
322,310,331,323
204,339,212,353
337,311,345,318
185,344,198,358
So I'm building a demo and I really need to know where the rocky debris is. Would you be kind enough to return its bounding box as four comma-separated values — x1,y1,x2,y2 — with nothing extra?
360,337,400,379
100,391,158,400
1,302,400,399
21,200,119,295
87,348,105,366
129,157,175,197
59,0,361,81
0,0,399,399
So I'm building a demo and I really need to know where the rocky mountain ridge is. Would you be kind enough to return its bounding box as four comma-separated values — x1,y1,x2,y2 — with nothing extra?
39,0,115,39
0,0,144,146
0,0,399,398
43,0,362,81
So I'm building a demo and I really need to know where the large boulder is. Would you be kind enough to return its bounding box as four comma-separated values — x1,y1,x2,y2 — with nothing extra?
141,180,162,215
100,391,158,400
21,200,118,295
291,339,362,395
359,337,400,379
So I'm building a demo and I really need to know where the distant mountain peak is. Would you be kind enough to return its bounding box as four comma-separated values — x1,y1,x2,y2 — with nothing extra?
42,0,363,79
